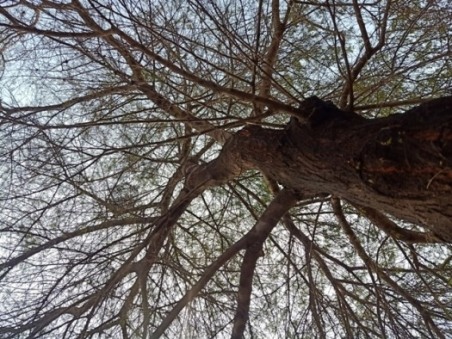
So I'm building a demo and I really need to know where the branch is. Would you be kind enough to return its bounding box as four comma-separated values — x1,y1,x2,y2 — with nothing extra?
253,0,291,116
282,213,368,337
138,83,231,143
231,189,299,338
0,85,132,115
150,189,299,339
0,216,155,275
354,97,433,111
355,205,444,244
149,230,249,339
331,198,446,339
73,1,300,116
70,1,231,144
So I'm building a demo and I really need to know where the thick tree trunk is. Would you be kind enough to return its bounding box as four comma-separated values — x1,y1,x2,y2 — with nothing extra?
222,96,452,241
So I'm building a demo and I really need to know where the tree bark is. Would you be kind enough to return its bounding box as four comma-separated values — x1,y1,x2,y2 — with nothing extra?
216,96,452,242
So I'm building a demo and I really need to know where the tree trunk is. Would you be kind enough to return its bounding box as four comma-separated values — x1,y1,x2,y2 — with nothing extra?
225,96,452,241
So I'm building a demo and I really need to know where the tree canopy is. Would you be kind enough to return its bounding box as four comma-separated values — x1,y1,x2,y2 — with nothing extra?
0,0,451,338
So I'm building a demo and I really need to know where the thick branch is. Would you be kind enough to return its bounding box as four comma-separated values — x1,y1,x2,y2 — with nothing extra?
240,96,452,241
356,205,444,244
231,189,299,339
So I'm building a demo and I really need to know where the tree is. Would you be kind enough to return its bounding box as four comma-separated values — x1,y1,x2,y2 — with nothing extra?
0,0,451,338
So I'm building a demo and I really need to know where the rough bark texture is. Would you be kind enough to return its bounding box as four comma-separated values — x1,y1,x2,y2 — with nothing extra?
222,96,452,242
